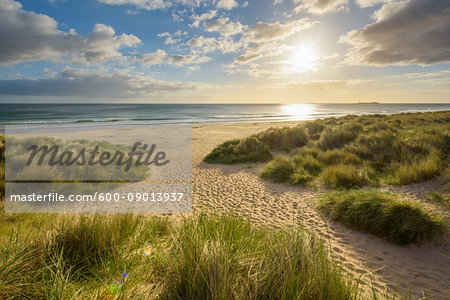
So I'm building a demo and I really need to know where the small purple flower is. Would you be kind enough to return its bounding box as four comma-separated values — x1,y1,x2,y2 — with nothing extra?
123,272,128,278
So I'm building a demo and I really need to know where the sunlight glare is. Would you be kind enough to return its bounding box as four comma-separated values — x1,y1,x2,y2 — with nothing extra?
280,104,315,120
291,45,319,72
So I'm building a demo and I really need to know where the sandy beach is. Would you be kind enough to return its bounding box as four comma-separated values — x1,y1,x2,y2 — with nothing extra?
191,122,450,299
9,120,450,298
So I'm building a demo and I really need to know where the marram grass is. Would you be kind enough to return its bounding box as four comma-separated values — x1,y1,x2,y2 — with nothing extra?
318,189,446,245
0,208,406,299
205,111,450,189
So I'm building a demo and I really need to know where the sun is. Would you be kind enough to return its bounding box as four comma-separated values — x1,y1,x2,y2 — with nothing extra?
291,44,319,72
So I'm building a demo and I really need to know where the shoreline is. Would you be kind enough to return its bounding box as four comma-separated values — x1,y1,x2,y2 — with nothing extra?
3,105,450,134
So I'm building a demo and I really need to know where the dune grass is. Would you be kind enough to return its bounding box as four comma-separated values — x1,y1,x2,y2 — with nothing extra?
0,208,383,299
204,125,308,164
0,134,4,199
205,111,450,189
162,213,365,300
0,208,172,299
321,164,368,189
203,137,272,164
318,189,446,245
260,156,296,183
318,123,362,150
425,192,450,210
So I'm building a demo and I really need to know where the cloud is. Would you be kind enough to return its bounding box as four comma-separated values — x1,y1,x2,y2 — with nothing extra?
341,0,450,65
216,0,238,10
97,0,171,10
293,0,347,15
234,42,287,63
97,0,238,10
0,67,200,97
226,62,292,78
157,30,187,44
204,17,245,36
355,0,390,7
136,49,211,66
190,10,217,27
280,0,386,14
187,36,243,53
413,77,450,85
172,11,183,22
232,18,316,66
244,18,315,42
285,79,370,88
403,70,450,78
0,0,141,65
234,53,261,63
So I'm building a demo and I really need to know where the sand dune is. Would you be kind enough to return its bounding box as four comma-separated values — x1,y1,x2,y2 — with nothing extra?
192,122,450,299
18,121,449,298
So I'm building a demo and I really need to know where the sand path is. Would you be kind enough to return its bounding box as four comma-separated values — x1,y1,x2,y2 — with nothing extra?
192,123,450,299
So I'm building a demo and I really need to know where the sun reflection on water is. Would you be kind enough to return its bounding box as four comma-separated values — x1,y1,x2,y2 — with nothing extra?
280,104,316,120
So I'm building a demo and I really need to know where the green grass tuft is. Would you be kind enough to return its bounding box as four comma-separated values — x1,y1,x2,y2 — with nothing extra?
318,190,446,245
318,123,362,150
425,192,450,210
321,164,368,189
163,213,360,300
290,166,314,185
204,126,308,164
260,156,295,183
387,150,443,185
204,137,272,164
0,134,4,199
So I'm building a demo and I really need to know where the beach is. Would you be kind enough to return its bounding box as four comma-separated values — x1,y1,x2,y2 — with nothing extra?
192,121,450,298
13,119,449,298
2,0,449,298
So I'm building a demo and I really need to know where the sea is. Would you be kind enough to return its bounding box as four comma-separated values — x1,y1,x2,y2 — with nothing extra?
0,103,449,132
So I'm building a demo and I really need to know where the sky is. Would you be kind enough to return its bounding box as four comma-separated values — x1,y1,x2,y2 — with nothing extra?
0,0,449,103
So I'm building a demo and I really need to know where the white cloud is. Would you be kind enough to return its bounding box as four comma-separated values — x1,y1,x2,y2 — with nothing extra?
97,0,239,10
285,79,370,88
190,10,217,27
187,36,243,53
244,18,315,42
275,0,389,14
234,42,288,63
136,49,211,66
157,30,187,44
216,0,238,10
0,67,200,97
293,0,347,15
172,11,184,22
0,0,141,65
355,0,390,8
228,18,317,78
97,0,171,10
204,17,245,36
188,18,315,64
341,0,450,65
403,70,450,79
